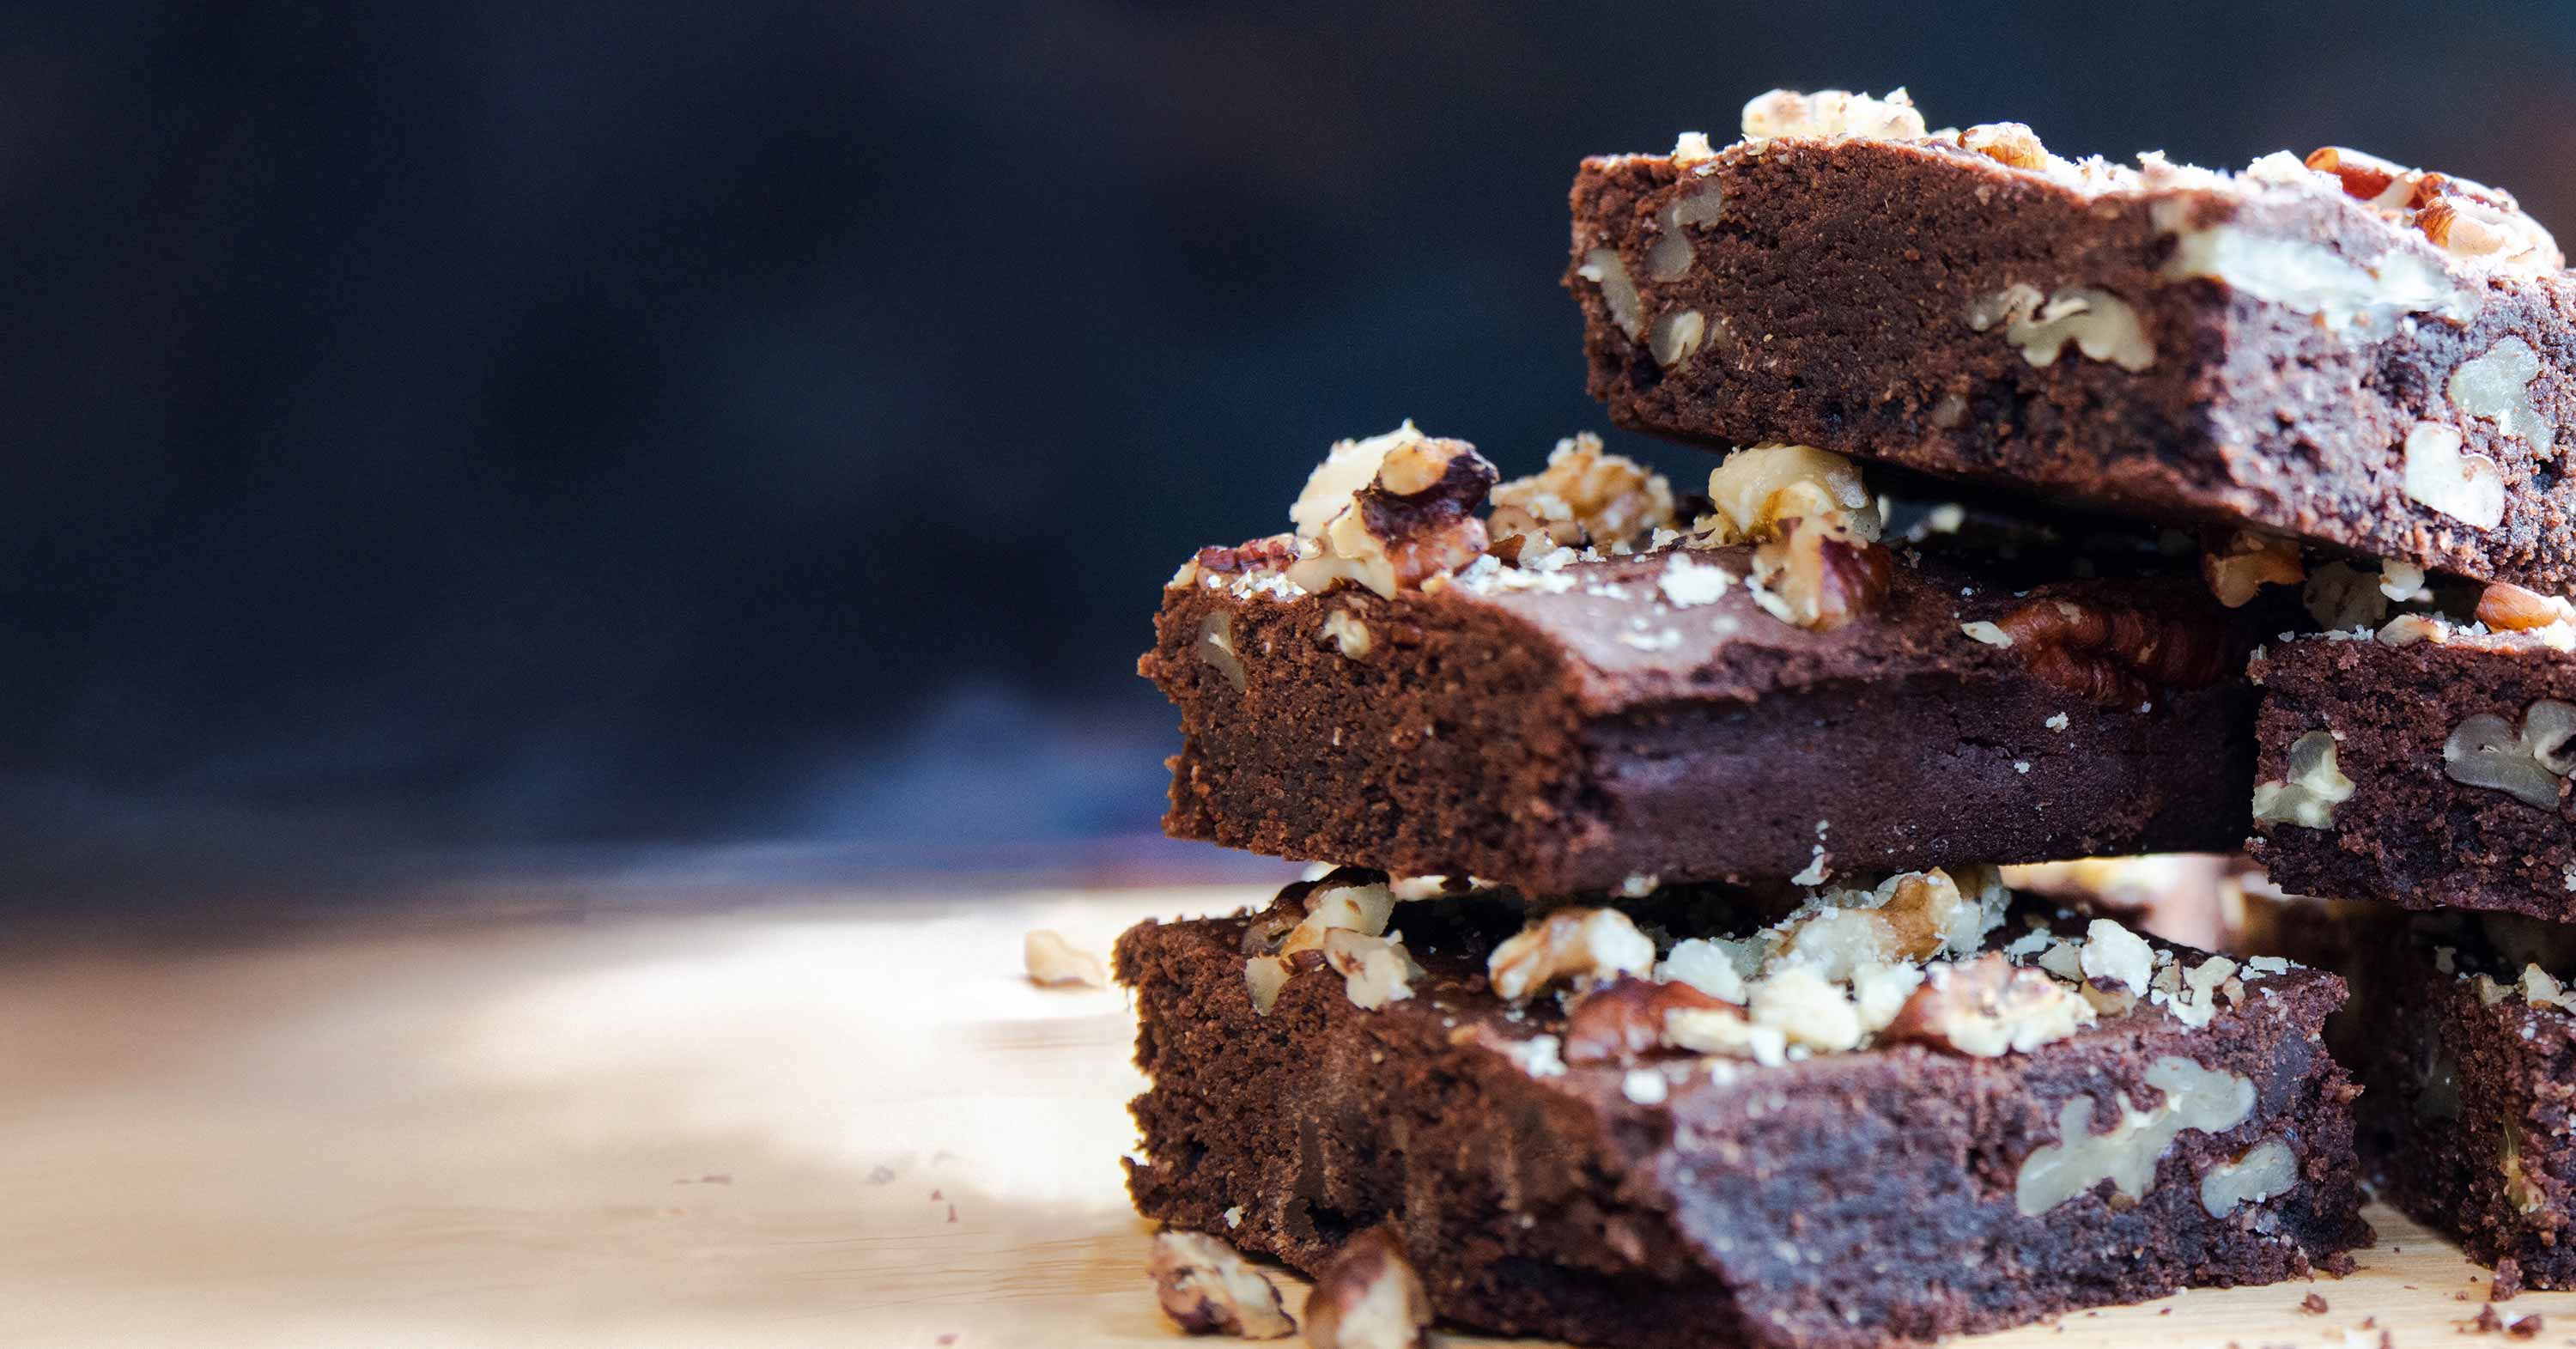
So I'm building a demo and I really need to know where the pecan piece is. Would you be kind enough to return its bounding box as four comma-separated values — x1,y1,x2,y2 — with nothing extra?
1751,516,1894,630
1877,952,2094,1057
1303,1228,1431,1349
1996,596,2235,706
1560,975,1735,1065
2478,581,2576,633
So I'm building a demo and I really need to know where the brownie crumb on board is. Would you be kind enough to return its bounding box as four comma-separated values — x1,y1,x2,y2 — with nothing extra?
2300,1291,2329,1314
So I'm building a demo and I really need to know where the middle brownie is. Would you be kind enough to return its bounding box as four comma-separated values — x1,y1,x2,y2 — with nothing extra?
1149,464,2262,895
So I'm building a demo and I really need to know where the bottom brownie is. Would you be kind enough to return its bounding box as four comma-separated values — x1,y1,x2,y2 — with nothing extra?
1116,871,2368,1349
2320,907,2576,1288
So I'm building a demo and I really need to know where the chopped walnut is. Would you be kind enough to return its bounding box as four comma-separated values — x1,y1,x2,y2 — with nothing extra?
1488,906,1656,1001
1747,966,1864,1053
1489,433,1677,555
2014,1056,2256,1216
1561,974,1734,1064
2401,421,2505,531
1960,121,2047,169
1771,867,2002,977
1195,611,1249,691
1321,929,1422,1010
1699,444,1882,544
1878,952,2096,1056
1286,427,1497,598
1149,1231,1297,1338
1576,248,1643,340
1024,929,1109,988
2452,337,2556,458
1964,283,2155,372
1302,1229,1431,1349
1740,88,1927,141
2302,561,2389,629
2253,730,2357,828
2445,700,2576,810
2200,530,2305,608
1997,596,2234,706
1321,609,1373,660
2307,146,2565,276
1748,515,1894,631
1275,874,1398,957
2078,918,2156,995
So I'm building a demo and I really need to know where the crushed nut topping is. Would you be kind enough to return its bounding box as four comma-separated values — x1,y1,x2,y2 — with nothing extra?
1149,1231,1297,1339
2253,730,2357,828
1698,444,1882,545
1878,951,2097,1057
1487,907,1656,1002
2307,145,2565,277
1289,430,1498,599
1749,515,1894,631
1740,88,1927,141
2200,529,2305,608
2445,700,2576,811
1561,975,1734,1065
1489,433,1676,556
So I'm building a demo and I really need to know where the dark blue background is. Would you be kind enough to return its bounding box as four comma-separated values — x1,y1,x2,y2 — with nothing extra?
7,0,2573,898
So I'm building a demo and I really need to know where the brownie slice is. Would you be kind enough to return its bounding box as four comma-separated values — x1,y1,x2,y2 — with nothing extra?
2311,907,2576,1288
2247,624,2576,918
1118,873,2368,1349
1567,90,2576,592
1149,536,2258,896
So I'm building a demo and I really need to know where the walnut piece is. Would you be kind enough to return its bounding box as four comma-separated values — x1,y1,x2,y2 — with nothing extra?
1488,432,1676,556
1740,88,1927,141
1487,907,1655,1002
1576,248,1644,340
2014,1055,2256,1216
2199,529,2305,608
1302,1228,1431,1349
2445,700,2576,810
2302,561,2388,630
1699,444,1881,544
1646,185,1728,280
1561,975,1734,1065
1149,1231,1296,1338
2077,918,2155,995
2198,1136,2299,1218
1964,283,2155,372
2451,337,2556,458
1287,430,1498,598
1321,609,1373,660
2306,146,2565,276
1996,596,2234,706
1023,929,1108,988
1960,121,2047,169
1321,929,1421,1010
1878,952,2096,1056
1195,611,1249,691
1749,516,1893,631
2401,421,2505,530
2252,730,2357,827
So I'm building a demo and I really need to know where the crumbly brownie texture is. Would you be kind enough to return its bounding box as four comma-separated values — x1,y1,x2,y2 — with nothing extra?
2248,622,2576,917
2316,908,2576,1288
1150,531,2257,896
1118,877,2367,1349
1567,90,2576,592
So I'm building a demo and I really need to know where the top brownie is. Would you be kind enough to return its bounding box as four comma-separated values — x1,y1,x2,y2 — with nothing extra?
1568,88,2576,592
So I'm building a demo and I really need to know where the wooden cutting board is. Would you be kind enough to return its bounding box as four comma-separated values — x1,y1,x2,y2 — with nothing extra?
0,882,2554,1346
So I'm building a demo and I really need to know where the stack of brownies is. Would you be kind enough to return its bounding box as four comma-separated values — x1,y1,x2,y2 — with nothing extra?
1115,88,2576,1346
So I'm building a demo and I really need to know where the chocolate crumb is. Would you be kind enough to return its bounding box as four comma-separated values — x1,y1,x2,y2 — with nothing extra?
2300,1292,2328,1314
945,1203,958,1223
929,1188,944,1201
2473,1303,2505,1332
2493,1255,2524,1301
936,1338,957,1346
2506,1310,2543,1338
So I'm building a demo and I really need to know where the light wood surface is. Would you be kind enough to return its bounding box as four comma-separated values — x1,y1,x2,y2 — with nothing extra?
0,882,2562,1347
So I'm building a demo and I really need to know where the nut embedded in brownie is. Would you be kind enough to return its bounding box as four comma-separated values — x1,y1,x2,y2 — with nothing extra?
1118,869,2368,1349
1145,426,2262,895
1567,88,2576,593
2247,588,2576,917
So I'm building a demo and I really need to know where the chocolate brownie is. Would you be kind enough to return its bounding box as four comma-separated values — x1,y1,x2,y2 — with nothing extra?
2308,906,2576,1288
1567,88,2576,592
1151,526,2259,896
1118,870,2369,1349
2247,623,2576,917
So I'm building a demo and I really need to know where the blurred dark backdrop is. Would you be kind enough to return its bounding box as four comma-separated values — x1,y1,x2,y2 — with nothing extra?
6,0,2574,900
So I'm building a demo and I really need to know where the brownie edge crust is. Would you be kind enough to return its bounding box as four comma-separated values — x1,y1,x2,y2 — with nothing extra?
1118,896,2367,1349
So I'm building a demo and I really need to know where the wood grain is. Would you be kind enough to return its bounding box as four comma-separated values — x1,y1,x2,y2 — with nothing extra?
0,884,2553,1346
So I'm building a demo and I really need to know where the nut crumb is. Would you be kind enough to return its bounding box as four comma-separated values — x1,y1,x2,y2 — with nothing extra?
1024,929,1109,987
1303,1229,1431,1349
1149,1231,1296,1338
1487,907,1656,1001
